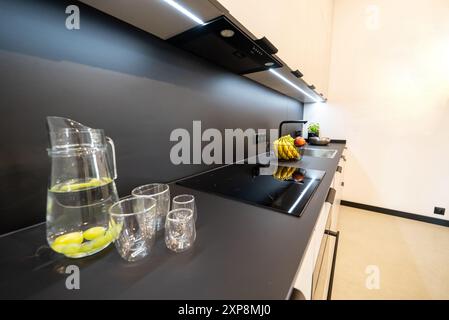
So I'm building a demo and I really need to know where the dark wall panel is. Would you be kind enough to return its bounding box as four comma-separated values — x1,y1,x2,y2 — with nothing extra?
0,0,303,235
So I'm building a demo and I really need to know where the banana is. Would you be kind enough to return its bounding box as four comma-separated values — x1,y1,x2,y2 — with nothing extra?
288,146,296,159
280,144,289,160
277,167,284,179
283,168,289,180
289,145,298,159
281,167,289,179
284,137,296,159
274,168,281,180
295,148,301,159
273,166,298,181
279,144,287,159
287,167,296,179
274,167,284,180
293,147,300,158
274,166,285,180
286,167,297,180
286,167,293,180
274,134,300,161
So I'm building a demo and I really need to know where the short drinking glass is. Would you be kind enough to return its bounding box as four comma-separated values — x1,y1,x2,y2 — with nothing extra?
109,197,157,262
172,194,197,222
132,184,170,231
165,208,195,253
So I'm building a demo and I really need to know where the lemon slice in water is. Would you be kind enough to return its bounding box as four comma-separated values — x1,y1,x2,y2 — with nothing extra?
83,227,106,241
60,243,82,255
53,232,84,246
91,231,114,250
54,178,111,192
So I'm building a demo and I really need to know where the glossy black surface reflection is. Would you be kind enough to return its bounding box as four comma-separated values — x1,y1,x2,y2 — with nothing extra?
178,163,325,217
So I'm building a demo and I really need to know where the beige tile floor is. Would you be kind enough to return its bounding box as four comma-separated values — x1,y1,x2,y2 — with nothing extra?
332,206,449,300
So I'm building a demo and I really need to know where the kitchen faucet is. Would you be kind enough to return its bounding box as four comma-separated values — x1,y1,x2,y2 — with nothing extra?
279,120,308,138
261,120,309,156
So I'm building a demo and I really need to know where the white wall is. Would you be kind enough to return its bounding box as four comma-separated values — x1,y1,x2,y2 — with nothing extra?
305,0,449,219
218,0,334,96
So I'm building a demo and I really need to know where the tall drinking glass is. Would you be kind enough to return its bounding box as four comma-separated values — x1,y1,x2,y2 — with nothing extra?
109,197,157,262
132,184,170,231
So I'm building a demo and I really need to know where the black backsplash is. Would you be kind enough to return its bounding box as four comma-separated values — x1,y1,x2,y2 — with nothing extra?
0,0,303,235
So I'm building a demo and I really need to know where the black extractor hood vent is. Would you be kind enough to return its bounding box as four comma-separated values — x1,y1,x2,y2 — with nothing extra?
168,16,283,75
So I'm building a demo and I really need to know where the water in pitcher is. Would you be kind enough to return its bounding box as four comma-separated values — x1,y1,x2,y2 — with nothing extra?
46,116,120,258
46,177,119,258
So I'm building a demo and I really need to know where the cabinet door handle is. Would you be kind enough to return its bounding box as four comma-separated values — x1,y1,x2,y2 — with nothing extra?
336,166,342,173
341,182,345,187
255,36,278,54
326,188,337,205
291,70,304,78
323,231,340,300
341,155,347,162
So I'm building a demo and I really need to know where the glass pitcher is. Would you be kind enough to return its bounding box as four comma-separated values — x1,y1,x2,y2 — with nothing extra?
46,117,119,258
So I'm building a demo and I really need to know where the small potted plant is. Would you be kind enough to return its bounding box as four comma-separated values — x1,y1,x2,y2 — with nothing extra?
308,123,320,138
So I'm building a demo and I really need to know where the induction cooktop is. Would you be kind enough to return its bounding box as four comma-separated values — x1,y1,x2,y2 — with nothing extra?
177,163,325,217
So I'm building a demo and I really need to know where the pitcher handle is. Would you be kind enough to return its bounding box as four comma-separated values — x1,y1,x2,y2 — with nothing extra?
106,137,118,180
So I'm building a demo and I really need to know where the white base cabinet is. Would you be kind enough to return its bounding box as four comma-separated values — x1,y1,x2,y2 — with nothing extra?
294,202,331,300
294,147,347,300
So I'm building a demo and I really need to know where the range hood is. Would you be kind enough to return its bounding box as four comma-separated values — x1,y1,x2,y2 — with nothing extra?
168,16,283,75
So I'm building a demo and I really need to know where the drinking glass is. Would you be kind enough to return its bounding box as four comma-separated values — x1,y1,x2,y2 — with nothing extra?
165,208,195,253
172,194,197,222
132,184,170,231
109,196,157,262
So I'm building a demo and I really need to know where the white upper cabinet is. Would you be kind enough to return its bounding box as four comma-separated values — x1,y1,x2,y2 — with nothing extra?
80,0,327,102
218,0,334,96
80,0,224,39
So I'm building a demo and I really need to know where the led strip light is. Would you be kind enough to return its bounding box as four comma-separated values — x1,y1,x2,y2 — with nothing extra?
269,69,321,103
163,0,205,25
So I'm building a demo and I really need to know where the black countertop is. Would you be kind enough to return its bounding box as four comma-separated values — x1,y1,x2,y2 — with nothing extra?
0,143,345,299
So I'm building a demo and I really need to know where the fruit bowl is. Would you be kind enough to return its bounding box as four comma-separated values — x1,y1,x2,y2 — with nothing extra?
273,135,303,161
273,167,306,182
308,136,331,146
